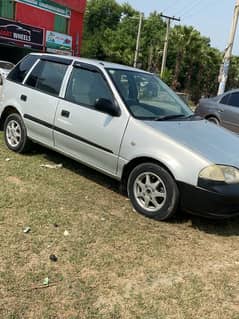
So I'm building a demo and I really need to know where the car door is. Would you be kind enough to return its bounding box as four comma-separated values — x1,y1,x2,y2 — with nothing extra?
219,92,239,133
22,56,70,146
54,63,129,176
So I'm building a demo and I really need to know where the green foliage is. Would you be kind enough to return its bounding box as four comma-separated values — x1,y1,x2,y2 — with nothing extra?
227,56,239,90
160,68,173,86
81,0,238,102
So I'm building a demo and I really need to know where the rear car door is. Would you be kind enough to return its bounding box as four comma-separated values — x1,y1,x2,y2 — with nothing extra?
54,63,129,175
22,56,70,146
220,92,239,133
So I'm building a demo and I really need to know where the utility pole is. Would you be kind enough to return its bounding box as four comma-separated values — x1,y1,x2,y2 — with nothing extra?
133,12,143,68
160,14,180,78
218,0,239,95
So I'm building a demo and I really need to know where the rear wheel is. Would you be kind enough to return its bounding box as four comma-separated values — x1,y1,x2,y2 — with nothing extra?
207,116,220,125
4,113,31,153
127,163,179,220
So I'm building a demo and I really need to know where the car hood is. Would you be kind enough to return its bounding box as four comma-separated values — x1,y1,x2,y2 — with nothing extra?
145,119,239,168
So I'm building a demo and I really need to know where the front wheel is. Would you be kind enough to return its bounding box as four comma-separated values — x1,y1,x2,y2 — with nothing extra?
4,113,31,153
207,116,220,125
127,163,179,220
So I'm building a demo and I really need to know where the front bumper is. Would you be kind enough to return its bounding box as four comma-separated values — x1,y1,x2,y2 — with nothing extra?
178,181,239,218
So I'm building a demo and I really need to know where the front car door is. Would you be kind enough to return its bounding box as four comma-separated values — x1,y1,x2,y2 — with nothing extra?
219,92,239,133
54,63,129,176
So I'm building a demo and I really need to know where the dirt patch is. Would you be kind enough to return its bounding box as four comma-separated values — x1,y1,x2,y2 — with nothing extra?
6,176,23,185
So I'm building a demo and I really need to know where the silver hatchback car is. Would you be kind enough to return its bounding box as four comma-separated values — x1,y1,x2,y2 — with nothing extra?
1,53,239,220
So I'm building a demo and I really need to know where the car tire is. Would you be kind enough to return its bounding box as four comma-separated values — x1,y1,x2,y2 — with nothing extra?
127,163,179,220
0,75,2,85
4,113,31,153
207,116,220,125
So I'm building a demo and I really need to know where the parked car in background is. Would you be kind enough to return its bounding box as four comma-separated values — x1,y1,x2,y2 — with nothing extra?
0,60,15,85
195,89,239,133
176,92,189,104
1,54,239,220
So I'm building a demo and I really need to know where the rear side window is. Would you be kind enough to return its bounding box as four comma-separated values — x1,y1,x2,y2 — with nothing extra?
8,55,39,83
25,60,67,96
227,92,239,107
220,94,230,105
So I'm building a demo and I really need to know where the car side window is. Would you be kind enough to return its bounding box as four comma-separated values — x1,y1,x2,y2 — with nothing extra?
220,94,230,105
7,55,39,83
65,67,114,108
25,60,68,95
227,92,239,107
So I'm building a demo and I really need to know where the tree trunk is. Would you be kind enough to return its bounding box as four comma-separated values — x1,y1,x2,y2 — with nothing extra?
172,51,183,90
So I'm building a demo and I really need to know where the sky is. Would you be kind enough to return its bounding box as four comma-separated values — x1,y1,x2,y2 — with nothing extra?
117,0,239,55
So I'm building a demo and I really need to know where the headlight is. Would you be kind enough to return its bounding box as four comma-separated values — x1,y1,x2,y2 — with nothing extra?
199,165,239,184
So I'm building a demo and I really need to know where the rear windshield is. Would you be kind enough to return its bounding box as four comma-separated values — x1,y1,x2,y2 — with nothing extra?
0,62,14,69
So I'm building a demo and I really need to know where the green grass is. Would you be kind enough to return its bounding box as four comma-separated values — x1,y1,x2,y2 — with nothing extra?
0,132,239,318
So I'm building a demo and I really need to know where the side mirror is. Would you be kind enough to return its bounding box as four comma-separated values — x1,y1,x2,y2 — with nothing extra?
94,98,121,117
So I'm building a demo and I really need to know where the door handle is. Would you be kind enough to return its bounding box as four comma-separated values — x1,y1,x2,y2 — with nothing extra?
61,110,70,118
20,94,27,102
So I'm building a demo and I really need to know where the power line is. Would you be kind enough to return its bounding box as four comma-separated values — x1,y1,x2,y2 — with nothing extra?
182,0,220,20
161,0,183,15
173,0,203,18
180,0,206,19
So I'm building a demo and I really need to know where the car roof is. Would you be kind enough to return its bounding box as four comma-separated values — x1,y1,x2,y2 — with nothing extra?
30,53,150,74
203,88,239,101
222,89,239,95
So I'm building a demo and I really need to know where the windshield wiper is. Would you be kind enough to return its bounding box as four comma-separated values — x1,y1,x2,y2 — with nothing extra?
153,114,188,121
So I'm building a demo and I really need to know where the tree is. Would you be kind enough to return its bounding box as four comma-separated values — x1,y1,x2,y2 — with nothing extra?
81,0,238,102
81,0,122,59
227,56,239,90
140,12,165,72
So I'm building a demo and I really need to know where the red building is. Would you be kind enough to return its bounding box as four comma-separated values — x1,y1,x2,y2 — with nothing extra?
0,0,86,62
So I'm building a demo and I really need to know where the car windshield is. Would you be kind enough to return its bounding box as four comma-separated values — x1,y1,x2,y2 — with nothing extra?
0,62,14,70
107,68,193,120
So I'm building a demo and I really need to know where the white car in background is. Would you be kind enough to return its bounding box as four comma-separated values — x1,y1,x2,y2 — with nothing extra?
0,61,15,85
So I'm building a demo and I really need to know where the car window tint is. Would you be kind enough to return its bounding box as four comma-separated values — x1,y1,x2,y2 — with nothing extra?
220,94,230,105
7,55,39,83
110,72,130,100
227,92,239,107
65,67,114,108
26,60,67,95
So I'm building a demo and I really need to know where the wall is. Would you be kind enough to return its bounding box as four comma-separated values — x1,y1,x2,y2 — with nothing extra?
15,2,55,31
14,0,86,56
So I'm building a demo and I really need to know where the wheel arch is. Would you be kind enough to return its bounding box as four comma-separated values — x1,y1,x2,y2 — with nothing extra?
205,114,220,123
120,156,176,194
0,106,21,130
